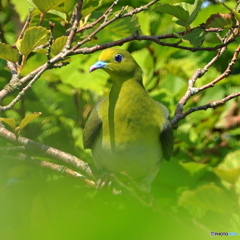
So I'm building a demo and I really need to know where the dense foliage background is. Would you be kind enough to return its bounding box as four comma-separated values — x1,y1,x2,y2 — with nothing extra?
0,0,240,239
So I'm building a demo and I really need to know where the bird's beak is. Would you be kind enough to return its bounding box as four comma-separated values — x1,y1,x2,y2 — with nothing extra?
89,60,107,72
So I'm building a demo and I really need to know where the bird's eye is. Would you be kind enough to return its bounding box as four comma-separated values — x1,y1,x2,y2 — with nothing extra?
114,54,123,62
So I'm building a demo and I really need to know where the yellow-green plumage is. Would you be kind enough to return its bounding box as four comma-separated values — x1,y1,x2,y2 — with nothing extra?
83,49,173,191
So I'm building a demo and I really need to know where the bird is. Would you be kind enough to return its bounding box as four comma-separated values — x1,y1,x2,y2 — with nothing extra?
83,48,173,192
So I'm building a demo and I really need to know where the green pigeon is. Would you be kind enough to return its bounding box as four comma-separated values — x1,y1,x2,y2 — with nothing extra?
83,48,173,191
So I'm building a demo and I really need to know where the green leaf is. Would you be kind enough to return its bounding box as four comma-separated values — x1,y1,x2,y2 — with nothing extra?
51,36,68,55
215,150,240,185
233,10,240,26
205,13,233,29
11,0,33,22
0,117,17,130
156,0,202,27
54,0,76,14
19,112,42,131
177,28,205,46
156,4,189,26
0,43,19,62
179,184,233,218
94,7,140,43
48,9,67,20
82,0,102,17
32,0,67,13
176,0,202,26
16,26,49,57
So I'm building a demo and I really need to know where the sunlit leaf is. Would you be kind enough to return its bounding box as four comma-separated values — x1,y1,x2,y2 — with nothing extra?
54,0,76,13
48,9,67,20
51,36,68,56
177,28,205,46
94,7,140,43
34,48,48,55
156,4,189,26
0,43,19,62
19,112,42,131
205,13,233,29
0,118,17,130
180,161,207,176
215,150,240,185
233,10,240,25
156,0,202,27
11,0,33,22
178,184,233,218
176,0,202,26
16,27,49,57
32,0,67,13
82,0,101,17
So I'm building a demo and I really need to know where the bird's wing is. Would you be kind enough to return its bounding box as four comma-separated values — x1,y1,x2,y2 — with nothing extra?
83,99,103,149
160,120,174,161
157,102,174,161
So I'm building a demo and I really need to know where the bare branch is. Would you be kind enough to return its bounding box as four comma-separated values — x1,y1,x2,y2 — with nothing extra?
172,92,240,125
2,150,96,187
0,64,48,111
65,0,83,49
77,0,121,33
73,33,235,56
71,0,160,51
25,155,95,187
0,126,94,179
198,44,240,92
173,46,227,118
46,22,55,61
16,9,32,42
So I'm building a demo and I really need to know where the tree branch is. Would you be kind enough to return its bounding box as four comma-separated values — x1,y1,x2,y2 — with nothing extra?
0,63,49,111
0,126,94,179
16,9,32,42
71,0,160,51
65,0,83,49
198,44,240,92
77,0,121,33
172,92,240,125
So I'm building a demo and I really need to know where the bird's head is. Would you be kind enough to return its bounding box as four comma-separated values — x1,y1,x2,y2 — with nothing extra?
89,48,142,82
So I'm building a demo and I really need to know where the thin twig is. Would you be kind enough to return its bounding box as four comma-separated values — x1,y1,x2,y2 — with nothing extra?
174,47,227,117
2,150,96,186
198,44,240,92
47,22,55,61
71,0,160,51
77,0,121,33
16,9,33,42
172,92,240,124
172,31,238,125
65,0,83,49
0,64,48,111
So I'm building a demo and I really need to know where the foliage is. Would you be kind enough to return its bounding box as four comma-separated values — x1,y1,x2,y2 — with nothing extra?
0,0,240,239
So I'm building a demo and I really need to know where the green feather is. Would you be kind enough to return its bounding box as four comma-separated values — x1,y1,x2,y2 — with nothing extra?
83,48,174,191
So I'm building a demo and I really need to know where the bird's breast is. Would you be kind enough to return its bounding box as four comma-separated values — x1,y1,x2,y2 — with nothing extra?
104,91,161,147
92,80,165,181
